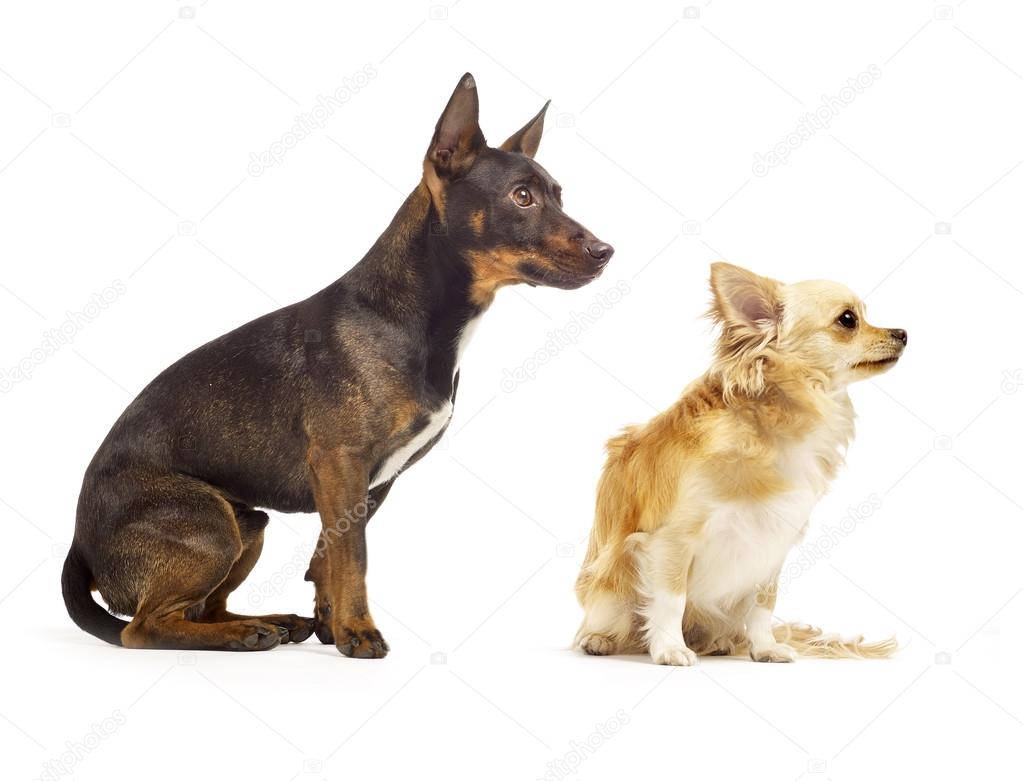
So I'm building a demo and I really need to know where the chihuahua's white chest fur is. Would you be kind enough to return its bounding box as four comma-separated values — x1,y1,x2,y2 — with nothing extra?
688,446,821,608
687,418,848,609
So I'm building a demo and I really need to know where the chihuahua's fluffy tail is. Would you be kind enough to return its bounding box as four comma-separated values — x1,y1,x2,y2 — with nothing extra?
769,622,897,659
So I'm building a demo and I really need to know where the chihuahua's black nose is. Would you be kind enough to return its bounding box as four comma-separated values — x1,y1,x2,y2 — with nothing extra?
586,242,614,265
889,328,908,345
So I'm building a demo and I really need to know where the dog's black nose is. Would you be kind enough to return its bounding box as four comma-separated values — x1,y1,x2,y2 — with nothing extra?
889,328,908,345
585,242,614,264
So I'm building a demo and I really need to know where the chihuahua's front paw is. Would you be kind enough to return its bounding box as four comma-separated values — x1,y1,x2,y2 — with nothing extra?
750,642,796,663
649,642,698,666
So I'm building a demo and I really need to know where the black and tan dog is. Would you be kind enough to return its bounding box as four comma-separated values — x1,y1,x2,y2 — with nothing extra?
62,73,613,657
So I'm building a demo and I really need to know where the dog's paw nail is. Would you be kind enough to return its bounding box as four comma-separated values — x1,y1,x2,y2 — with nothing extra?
336,630,360,657
356,639,388,659
336,626,387,658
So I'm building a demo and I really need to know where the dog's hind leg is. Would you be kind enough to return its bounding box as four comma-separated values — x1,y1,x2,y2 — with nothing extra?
119,485,286,651
575,589,633,656
195,509,315,644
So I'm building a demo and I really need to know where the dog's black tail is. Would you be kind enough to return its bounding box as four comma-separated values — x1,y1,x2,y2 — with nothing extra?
61,544,126,646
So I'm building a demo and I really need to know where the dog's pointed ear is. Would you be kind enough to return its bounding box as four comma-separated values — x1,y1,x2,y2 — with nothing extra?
500,100,550,158
710,262,783,332
427,73,485,179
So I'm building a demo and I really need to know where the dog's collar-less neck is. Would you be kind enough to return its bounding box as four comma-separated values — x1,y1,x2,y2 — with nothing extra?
324,183,485,398
326,185,479,318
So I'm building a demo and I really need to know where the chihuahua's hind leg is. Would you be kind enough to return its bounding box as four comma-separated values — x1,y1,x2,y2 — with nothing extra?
576,589,632,656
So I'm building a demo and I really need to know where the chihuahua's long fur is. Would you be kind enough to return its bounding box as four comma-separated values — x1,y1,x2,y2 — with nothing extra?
574,262,907,664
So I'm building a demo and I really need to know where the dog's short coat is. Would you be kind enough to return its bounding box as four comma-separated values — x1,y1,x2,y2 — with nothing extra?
62,73,613,657
574,263,905,664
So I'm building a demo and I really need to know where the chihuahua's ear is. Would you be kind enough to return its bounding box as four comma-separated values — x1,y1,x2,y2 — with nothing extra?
710,262,783,334
427,73,486,179
500,100,550,158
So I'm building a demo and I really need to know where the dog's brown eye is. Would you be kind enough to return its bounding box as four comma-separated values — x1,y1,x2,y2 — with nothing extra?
837,310,858,329
511,187,533,207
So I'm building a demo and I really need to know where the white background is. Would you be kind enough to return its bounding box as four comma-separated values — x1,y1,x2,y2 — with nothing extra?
3,1,1022,778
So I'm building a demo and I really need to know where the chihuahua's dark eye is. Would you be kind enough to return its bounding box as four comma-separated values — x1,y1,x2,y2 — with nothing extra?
511,187,533,208
837,310,858,329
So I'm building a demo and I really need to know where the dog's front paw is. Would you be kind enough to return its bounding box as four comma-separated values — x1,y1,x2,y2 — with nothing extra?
313,600,334,644
649,642,698,666
335,618,389,659
578,633,616,656
224,621,287,651
273,615,315,644
750,642,796,663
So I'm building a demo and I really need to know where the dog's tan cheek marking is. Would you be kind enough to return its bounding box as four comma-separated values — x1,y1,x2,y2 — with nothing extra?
466,247,527,308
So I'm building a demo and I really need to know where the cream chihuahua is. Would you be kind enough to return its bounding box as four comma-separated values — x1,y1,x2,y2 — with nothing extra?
574,262,906,664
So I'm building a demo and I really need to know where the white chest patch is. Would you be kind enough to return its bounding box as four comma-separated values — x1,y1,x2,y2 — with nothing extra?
688,492,814,608
455,315,482,369
370,400,453,489
368,315,480,489
687,429,840,608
